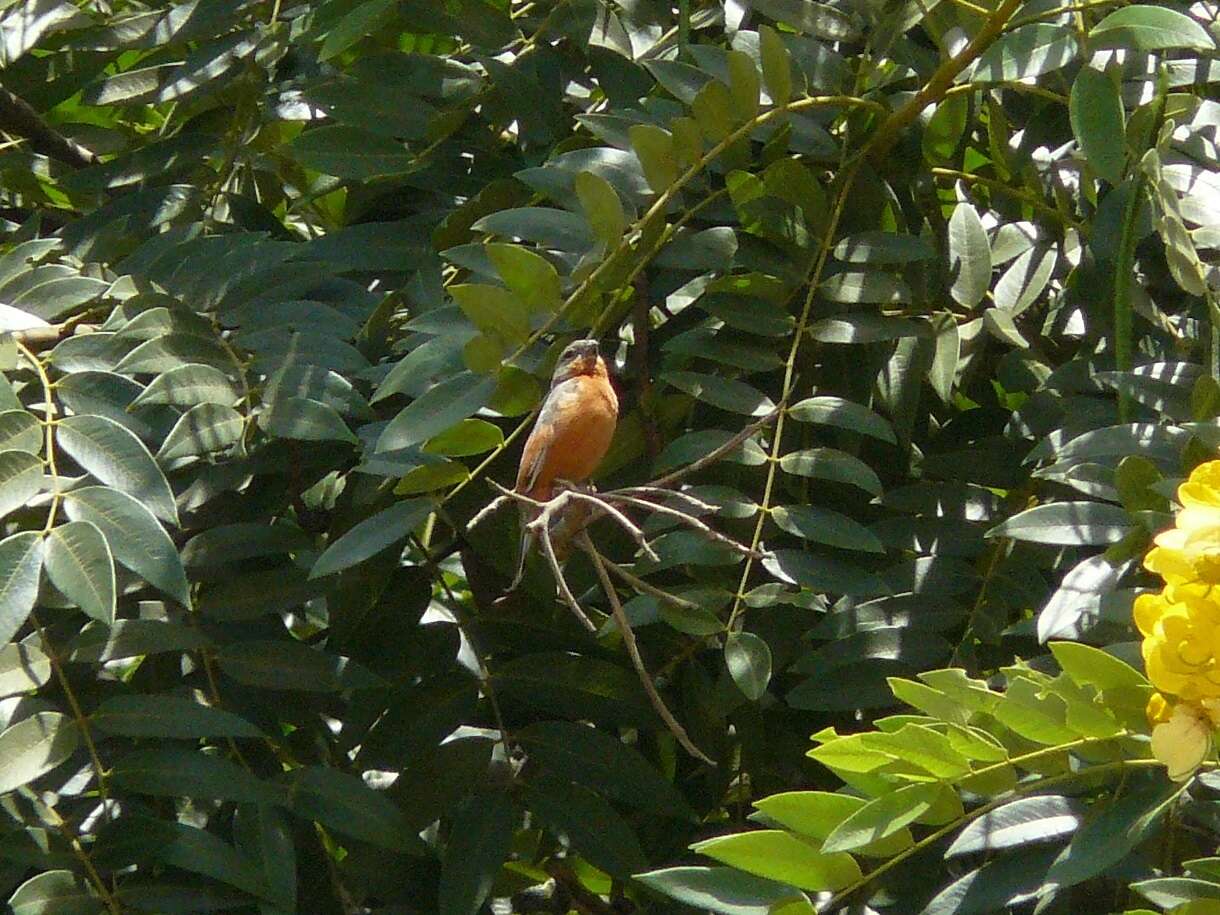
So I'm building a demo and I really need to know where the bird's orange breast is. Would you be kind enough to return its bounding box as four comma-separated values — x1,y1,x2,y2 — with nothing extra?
517,371,618,500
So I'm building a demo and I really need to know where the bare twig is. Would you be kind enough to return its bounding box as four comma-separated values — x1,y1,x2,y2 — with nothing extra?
645,405,783,489
0,87,96,169
611,494,762,558
538,518,597,632
602,559,703,612
578,531,715,766
559,488,660,563
615,485,717,513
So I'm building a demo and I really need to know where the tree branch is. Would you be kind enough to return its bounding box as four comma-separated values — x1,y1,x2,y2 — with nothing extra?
0,87,96,169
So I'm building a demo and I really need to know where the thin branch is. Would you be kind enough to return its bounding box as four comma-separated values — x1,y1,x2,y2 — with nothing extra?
558,488,660,563
609,493,761,558
614,485,717,514
0,87,95,168
538,518,598,632
646,405,784,489
578,531,714,765
602,559,703,612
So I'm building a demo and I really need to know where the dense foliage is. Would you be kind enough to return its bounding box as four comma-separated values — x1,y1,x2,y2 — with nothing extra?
2,0,1220,912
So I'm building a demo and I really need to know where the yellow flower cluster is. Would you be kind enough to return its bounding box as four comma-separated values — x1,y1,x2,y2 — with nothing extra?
1135,460,1220,779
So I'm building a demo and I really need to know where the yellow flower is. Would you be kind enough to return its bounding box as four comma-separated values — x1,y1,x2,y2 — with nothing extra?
1136,587,1220,701
1146,691,1172,725
1151,700,1213,781
1145,461,1220,585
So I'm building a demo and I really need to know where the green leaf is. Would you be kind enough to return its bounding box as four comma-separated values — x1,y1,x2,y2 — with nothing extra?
691,830,861,892
7,870,99,915
833,232,935,264
692,80,735,141
61,486,190,607
1045,782,1179,890
439,792,516,915
772,505,884,553
0,410,42,454
44,521,115,624
758,25,792,106
725,631,772,701
0,449,42,519
727,50,761,121
992,246,1057,316
778,448,883,496
67,619,211,663
92,695,263,739
948,202,991,308
1049,641,1149,691
319,0,396,60
485,243,562,312
1070,67,1126,185
923,94,969,166
1090,5,1213,50
56,414,178,525
524,774,648,877
635,866,799,915
0,532,43,644
657,226,739,270
113,333,232,375
259,396,357,444
1132,878,1220,909
424,418,504,456
217,639,382,692
822,782,947,852
182,522,310,567
0,711,79,794
282,766,414,851
376,372,498,452
310,499,432,578
752,0,860,40
515,720,694,819
290,125,412,179
574,171,626,249
158,403,244,459
630,124,678,194
753,792,912,857
968,24,1079,83
947,795,1083,856
109,747,284,805
493,652,657,727
986,501,1135,545
923,846,1061,915
663,371,774,415
451,284,530,343
96,814,270,901
0,641,51,698
808,314,928,344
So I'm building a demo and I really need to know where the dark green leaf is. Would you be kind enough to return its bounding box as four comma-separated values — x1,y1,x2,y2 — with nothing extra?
56,414,178,524
439,792,516,915
310,499,432,578
217,639,382,692
1070,67,1126,185
725,631,772,701
0,532,43,644
0,711,79,794
157,403,244,459
44,521,115,624
62,486,190,606
109,747,284,805
515,720,694,819
92,694,263,739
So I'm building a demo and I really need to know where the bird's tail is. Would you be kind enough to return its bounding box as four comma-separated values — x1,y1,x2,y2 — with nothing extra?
506,501,537,592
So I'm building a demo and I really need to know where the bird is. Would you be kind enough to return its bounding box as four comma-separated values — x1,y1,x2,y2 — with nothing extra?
508,338,619,590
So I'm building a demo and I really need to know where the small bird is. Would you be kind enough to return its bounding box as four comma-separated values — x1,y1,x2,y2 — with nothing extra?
509,338,619,590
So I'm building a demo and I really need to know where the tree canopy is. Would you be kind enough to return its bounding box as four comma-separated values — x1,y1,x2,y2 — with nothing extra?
2,0,1220,913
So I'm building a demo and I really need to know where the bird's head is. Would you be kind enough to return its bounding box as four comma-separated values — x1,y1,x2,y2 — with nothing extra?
551,338,606,384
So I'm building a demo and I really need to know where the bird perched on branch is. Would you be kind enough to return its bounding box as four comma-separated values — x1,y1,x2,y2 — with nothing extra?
508,338,618,590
